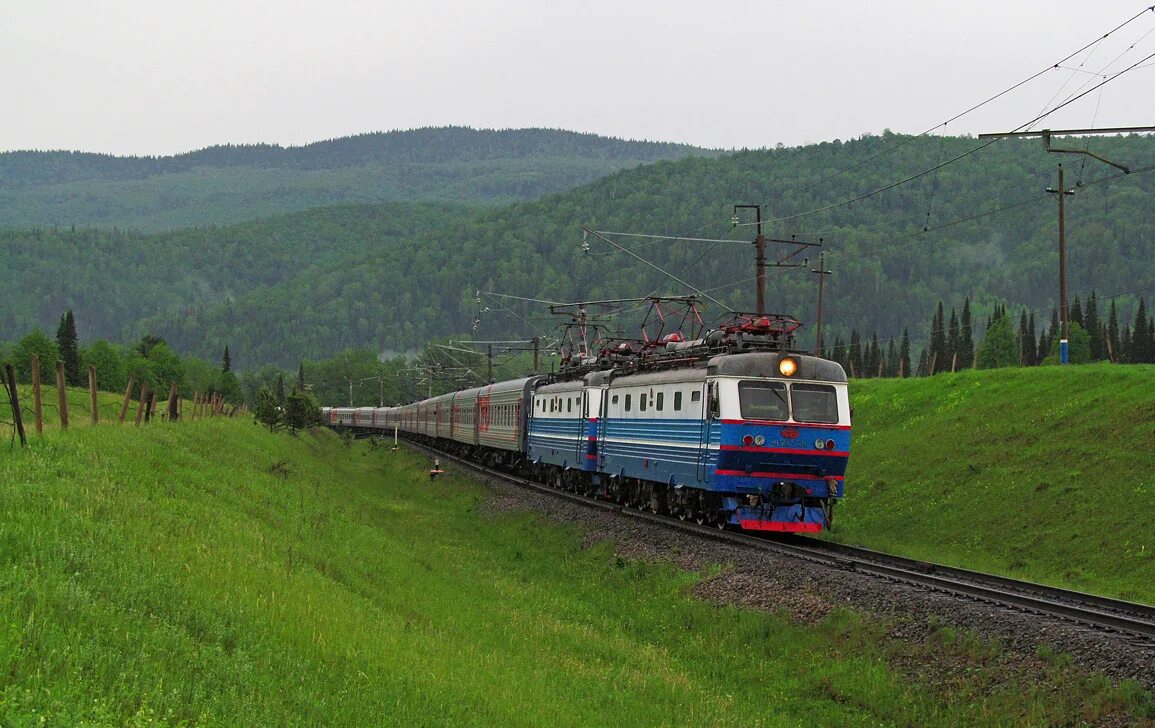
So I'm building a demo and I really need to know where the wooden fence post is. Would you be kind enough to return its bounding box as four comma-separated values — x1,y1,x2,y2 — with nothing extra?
4,364,26,447
135,381,149,426
30,353,43,435
168,382,179,421
190,390,198,420
89,365,99,424
147,391,157,422
56,361,69,430
118,374,136,424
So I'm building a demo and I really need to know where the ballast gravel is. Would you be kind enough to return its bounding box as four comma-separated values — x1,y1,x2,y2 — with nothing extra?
479,476,1155,700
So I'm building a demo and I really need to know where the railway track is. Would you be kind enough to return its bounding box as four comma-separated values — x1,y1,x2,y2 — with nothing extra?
409,440,1155,641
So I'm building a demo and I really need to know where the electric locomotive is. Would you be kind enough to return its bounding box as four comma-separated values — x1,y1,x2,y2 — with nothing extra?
325,313,851,533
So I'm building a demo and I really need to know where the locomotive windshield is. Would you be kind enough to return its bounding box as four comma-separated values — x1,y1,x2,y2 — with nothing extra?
738,381,789,421
790,383,839,423
738,381,839,423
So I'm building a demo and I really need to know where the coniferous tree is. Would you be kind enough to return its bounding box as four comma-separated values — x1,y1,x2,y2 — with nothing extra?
947,308,960,372
899,329,911,378
297,362,306,392
1107,300,1120,362
1018,310,1029,366
276,373,286,404
960,298,974,369
1131,299,1149,363
868,334,882,378
930,302,945,375
916,348,929,377
1026,312,1038,366
222,346,232,373
885,339,898,378
832,336,847,373
55,310,81,386
1145,303,1155,364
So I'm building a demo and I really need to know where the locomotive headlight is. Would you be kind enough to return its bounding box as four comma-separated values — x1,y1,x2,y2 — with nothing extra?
754,435,765,446
777,356,799,377
814,438,825,450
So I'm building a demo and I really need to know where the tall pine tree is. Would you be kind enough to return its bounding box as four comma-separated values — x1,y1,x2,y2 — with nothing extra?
929,302,946,375
1107,300,1120,362
947,308,960,372
960,298,974,369
55,310,81,386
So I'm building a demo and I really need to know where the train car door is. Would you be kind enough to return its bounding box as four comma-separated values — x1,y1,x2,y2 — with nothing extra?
696,381,715,483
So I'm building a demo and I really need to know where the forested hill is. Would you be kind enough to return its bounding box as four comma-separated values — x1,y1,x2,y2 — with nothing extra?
0,127,714,231
4,131,1154,369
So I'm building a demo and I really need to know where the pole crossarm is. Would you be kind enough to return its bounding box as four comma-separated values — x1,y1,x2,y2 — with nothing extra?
978,125,1155,173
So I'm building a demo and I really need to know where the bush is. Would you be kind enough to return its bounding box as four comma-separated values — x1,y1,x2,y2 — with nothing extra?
253,386,282,431
283,388,322,432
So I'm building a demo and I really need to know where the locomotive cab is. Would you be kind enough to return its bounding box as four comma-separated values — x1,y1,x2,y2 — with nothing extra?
707,352,850,531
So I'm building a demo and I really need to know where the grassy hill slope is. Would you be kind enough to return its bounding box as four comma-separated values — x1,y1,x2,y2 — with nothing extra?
840,364,1155,603
4,416,1150,724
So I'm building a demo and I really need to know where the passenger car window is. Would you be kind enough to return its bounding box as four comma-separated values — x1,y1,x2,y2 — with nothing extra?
674,391,682,411
656,392,664,411
625,394,631,411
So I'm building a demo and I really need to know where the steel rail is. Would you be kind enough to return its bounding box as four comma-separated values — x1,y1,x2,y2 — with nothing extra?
405,439,1155,640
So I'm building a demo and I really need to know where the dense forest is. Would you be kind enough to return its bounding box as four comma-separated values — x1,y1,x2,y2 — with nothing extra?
3,130,1153,371
0,128,713,230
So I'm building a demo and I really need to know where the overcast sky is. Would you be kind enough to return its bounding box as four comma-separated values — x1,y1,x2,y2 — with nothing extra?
4,1,1154,156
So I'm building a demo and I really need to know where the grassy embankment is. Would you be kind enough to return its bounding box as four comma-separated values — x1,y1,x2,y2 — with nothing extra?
3,412,1151,725
840,363,1155,603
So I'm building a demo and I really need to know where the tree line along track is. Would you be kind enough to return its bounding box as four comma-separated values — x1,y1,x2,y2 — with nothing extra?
403,439,1155,641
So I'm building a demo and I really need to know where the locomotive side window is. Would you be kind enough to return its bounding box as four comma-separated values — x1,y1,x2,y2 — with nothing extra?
639,393,647,412
674,391,682,411
791,384,839,423
738,381,789,421
656,392,664,411
691,391,701,402
625,394,632,412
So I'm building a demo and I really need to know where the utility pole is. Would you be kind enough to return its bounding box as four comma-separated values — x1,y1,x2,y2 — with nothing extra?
1047,165,1076,364
812,252,832,357
532,336,540,373
487,345,494,384
979,125,1150,366
348,378,353,407
734,205,766,315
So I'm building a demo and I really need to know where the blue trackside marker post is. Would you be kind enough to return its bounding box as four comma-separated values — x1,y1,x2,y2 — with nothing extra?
1060,338,1069,365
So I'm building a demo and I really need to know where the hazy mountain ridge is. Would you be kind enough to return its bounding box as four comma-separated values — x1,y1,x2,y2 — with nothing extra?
0,127,717,230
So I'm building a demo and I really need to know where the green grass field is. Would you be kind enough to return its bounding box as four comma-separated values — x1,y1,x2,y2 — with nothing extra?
838,364,1155,603
3,417,1151,725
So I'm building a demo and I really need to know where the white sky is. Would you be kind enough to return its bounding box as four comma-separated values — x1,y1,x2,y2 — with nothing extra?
4,1,1155,156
